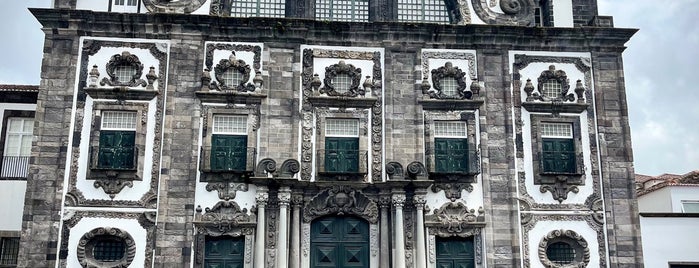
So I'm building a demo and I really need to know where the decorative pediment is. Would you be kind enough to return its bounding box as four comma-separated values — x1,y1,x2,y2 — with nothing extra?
100,51,148,88
426,202,485,237
194,201,255,236
210,52,255,92
303,185,379,223
427,62,470,99
319,61,364,97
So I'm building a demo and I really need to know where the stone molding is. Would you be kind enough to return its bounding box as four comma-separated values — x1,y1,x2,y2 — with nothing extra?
429,62,470,99
538,229,590,268
193,200,255,265
302,185,379,223
211,52,255,92
425,201,485,237
76,227,136,268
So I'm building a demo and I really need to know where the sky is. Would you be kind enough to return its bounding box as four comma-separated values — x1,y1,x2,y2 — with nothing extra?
0,1,697,176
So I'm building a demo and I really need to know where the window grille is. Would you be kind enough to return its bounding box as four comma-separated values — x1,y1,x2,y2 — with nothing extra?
333,74,352,93
213,115,248,135
0,237,19,266
93,238,126,262
231,0,285,17
541,123,573,138
326,119,359,137
546,242,575,264
114,64,136,82
221,69,245,87
397,0,450,23
440,77,458,97
315,0,369,22
541,80,562,98
434,121,467,138
4,118,34,157
101,111,137,130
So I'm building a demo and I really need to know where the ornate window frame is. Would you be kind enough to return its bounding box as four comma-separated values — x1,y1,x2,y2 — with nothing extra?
429,62,469,99
314,108,370,181
425,202,484,265
424,111,480,183
99,51,148,88
319,60,364,97
538,229,590,268
519,64,589,114
193,200,255,267
530,114,585,202
212,52,255,92
76,227,137,268
199,104,260,182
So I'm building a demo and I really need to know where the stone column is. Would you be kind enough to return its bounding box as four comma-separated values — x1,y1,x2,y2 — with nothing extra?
289,193,303,268
392,191,406,268
255,186,268,268
379,192,391,268
277,187,291,268
414,193,427,268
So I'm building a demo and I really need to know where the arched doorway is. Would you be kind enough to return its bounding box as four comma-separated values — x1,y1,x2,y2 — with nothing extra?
311,216,369,268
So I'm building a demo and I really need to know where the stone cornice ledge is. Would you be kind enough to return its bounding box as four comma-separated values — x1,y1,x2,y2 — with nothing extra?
308,96,378,109
195,91,267,104
418,99,484,111
85,87,159,101
521,101,588,113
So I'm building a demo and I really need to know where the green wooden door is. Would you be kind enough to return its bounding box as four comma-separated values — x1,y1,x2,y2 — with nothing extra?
211,134,248,171
435,237,475,268
204,236,244,268
541,138,576,173
311,216,369,268
325,137,359,173
98,130,135,169
434,138,469,173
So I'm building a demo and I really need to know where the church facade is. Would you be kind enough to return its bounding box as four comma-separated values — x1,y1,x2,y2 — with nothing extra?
19,0,642,267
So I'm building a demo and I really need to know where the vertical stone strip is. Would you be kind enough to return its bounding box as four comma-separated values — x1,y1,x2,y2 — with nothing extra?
255,186,269,268
414,193,427,268
392,191,406,268
276,187,291,268
379,192,391,268
289,193,303,268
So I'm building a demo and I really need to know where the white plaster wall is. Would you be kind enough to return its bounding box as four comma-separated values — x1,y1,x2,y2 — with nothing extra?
0,103,36,116
0,181,27,231
66,216,147,268
553,0,574,28
76,0,108,11
527,220,600,268
670,186,699,212
637,188,672,213
191,0,212,15
640,216,699,267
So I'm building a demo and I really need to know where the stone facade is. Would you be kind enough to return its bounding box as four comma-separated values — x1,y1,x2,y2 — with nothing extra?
19,0,642,267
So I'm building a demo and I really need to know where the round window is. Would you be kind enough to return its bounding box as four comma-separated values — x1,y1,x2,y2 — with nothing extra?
538,229,590,267
77,227,136,268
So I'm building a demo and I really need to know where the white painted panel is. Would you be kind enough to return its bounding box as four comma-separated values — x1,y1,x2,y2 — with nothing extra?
76,0,109,11
527,220,600,268
66,217,147,268
670,186,699,212
641,216,699,267
0,181,27,231
638,188,673,212
553,0,574,28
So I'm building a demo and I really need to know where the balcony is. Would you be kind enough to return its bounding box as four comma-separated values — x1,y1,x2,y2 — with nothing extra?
316,149,368,181
199,146,256,182
0,156,29,179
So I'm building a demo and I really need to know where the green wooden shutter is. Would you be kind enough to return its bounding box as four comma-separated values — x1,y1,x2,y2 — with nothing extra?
435,238,475,268
541,138,576,173
98,130,135,169
434,138,469,173
325,137,359,173
211,134,248,171
311,216,369,268
204,236,244,268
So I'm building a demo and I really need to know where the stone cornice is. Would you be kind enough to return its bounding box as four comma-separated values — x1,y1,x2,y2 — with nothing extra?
31,8,637,52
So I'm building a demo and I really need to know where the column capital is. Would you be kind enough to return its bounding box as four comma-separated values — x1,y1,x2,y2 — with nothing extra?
413,195,427,209
392,193,406,208
278,187,292,207
291,194,304,208
256,186,269,206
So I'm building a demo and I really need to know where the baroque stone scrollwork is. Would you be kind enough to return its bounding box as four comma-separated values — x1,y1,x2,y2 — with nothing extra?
255,158,277,177
524,65,573,102
303,185,379,223
193,201,255,265
211,52,255,92
100,51,147,88
205,182,249,200
320,60,364,97
540,175,580,203
538,229,590,268
280,159,301,178
142,0,208,13
431,182,474,202
93,178,134,199
471,0,535,26
76,227,136,268
407,161,429,180
428,62,470,99
386,162,404,180
426,202,484,237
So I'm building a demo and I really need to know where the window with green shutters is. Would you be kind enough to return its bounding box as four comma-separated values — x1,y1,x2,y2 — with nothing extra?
204,236,245,268
540,123,576,174
435,237,475,268
433,121,470,173
325,119,360,173
97,111,137,170
211,115,248,171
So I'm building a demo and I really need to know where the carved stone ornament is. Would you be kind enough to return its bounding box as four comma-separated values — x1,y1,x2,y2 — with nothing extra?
320,60,364,97
255,158,277,177
407,161,429,180
470,0,535,26
425,202,485,237
429,62,470,99
205,182,249,200
76,227,136,268
539,175,580,203
386,162,404,180
94,178,134,199
194,201,255,236
141,0,208,14
538,229,590,268
211,52,255,92
303,185,379,223
431,182,474,202
100,51,147,88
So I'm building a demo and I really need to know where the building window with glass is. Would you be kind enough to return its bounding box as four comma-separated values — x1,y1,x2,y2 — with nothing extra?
397,0,450,23
1,117,34,178
324,118,360,173
315,0,369,22
433,121,470,173
231,0,285,17
96,111,137,170
540,122,576,174
210,115,248,171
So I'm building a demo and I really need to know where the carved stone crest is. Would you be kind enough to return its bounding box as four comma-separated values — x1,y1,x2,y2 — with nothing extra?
429,62,470,99
320,60,364,97
211,52,255,92
100,51,147,88
425,202,484,237
141,0,208,14
303,185,379,223
93,178,134,199
194,201,255,236
430,182,474,202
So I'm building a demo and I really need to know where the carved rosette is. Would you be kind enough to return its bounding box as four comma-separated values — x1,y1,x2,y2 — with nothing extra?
426,202,484,237
429,62,470,99
303,185,379,223
100,51,147,88
538,229,590,268
319,60,363,97
76,227,136,268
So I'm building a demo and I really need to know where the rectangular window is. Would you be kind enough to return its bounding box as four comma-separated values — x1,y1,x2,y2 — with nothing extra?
433,121,469,173
231,0,285,18
315,0,369,22
540,122,576,174
0,237,19,266
115,0,137,6
97,111,137,170
325,119,359,173
2,117,34,178
682,201,699,213
210,115,248,171
397,0,450,23
541,80,562,99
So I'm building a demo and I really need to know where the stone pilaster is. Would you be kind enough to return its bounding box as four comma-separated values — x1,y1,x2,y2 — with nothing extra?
392,191,406,268
276,187,291,268
379,192,392,268
414,192,427,268
255,187,269,268
289,192,303,268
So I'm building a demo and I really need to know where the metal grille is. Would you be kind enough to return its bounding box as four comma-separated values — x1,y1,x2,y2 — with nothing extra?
397,0,450,23
4,117,34,157
315,0,369,22
93,239,126,262
546,242,575,265
326,118,359,137
0,237,19,265
434,121,467,138
101,111,137,130
333,74,352,93
221,69,245,87
114,64,136,82
231,0,286,17
541,80,562,98
441,77,458,97
213,115,247,134
541,123,573,138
